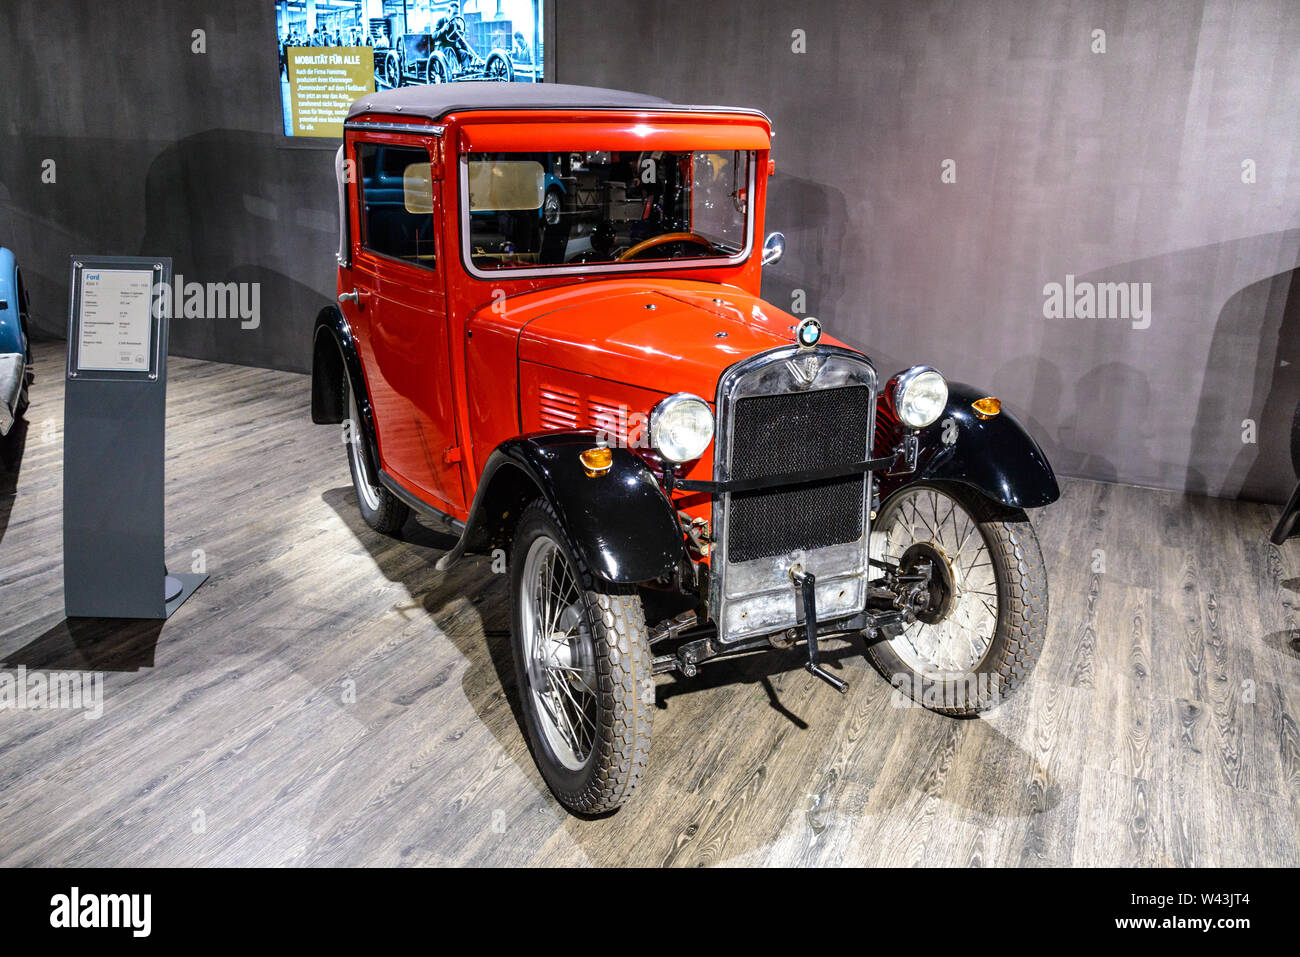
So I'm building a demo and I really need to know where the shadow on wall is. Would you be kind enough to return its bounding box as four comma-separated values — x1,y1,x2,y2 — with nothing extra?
758,172,894,366
754,176,1299,505
1192,265,1300,504
985,231,1300,505
0,135,162,341
139,129,338,373
988,353,1209,495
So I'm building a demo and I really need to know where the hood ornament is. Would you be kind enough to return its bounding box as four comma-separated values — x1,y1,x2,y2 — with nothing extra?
795,316,822,350
786,354,823,387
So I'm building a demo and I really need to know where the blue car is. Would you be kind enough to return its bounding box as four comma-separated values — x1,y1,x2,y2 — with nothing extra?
0,247,33,436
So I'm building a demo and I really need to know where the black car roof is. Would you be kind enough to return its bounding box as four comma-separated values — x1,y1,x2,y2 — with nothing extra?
345,82,768,124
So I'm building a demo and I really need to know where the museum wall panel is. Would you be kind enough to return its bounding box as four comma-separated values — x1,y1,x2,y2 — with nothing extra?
0,0,1297,501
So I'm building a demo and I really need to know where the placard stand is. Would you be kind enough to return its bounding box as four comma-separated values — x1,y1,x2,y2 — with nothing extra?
63,255,206,619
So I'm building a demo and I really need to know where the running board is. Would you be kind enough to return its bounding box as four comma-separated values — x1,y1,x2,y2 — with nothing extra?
377,469,466,535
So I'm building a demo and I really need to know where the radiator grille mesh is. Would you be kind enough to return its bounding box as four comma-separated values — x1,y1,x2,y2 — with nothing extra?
726,385,873,563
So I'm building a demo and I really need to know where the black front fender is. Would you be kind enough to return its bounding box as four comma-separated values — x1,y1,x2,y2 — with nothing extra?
443,431,685,584
881,381,1060,510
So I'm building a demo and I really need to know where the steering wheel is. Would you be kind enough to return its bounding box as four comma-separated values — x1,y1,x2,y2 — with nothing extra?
617,232,714,262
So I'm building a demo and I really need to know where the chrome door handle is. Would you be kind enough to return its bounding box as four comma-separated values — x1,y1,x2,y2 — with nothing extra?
338,288,361,306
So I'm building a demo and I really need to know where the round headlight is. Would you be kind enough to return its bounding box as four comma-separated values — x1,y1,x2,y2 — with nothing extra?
894,367,949,430
650,393,715,463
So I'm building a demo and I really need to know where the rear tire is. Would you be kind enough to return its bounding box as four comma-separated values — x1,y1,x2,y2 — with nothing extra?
866,483,1048,716
342,373,409,535
509,499,653,814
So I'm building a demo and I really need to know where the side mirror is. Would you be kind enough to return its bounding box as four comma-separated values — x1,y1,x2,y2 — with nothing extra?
761,231,785,266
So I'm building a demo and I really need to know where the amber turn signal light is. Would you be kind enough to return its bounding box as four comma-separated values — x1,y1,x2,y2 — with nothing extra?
579,447,613,477
971,397,1002,419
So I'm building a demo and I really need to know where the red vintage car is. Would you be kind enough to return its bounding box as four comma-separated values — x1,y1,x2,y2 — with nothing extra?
313,83,1059,814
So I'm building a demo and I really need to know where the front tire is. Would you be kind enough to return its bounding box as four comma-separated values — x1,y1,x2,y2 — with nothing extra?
342,373,409,535
484,50,513,82
509,499,653,814
867,483,1047,716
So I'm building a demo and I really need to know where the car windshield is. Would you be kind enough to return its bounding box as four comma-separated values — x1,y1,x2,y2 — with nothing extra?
464,149,752,271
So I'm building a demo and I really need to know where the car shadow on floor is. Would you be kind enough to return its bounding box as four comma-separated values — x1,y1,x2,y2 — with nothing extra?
320,484,526,742
655,638,865,730
322,485,1059,860
1261,629,1300,658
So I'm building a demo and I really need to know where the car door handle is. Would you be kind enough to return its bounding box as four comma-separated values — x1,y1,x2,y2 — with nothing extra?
338,288,364,308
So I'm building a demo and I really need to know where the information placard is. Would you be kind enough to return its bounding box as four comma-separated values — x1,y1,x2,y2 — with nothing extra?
287,46,374,138
66,257,166,382
64,254,206,620
75,267,155,372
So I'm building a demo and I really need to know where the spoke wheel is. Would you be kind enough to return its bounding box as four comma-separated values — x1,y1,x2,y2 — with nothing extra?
346,383,382,513
866,483,1048,715
341,373,409,535
485,52,512,81
874,486,998,675
509,500,653,814
520,536,598,770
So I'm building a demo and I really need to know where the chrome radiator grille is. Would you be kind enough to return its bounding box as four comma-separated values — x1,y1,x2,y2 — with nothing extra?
710,346,878,643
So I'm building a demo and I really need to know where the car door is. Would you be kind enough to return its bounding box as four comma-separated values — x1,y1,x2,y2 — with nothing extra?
348,137,465,514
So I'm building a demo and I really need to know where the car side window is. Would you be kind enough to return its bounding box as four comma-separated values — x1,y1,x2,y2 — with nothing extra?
357,142,437,267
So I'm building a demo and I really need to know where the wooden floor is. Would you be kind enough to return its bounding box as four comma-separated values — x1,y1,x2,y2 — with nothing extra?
1,341,1298,866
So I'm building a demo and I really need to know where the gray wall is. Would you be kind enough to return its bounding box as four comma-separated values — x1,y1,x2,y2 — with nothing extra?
0,0,336,372
2,0,1298,502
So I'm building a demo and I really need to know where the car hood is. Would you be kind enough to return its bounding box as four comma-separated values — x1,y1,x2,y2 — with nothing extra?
510,279,820,398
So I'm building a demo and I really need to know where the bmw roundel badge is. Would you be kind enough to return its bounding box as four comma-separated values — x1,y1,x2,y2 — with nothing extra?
795,317,822,349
